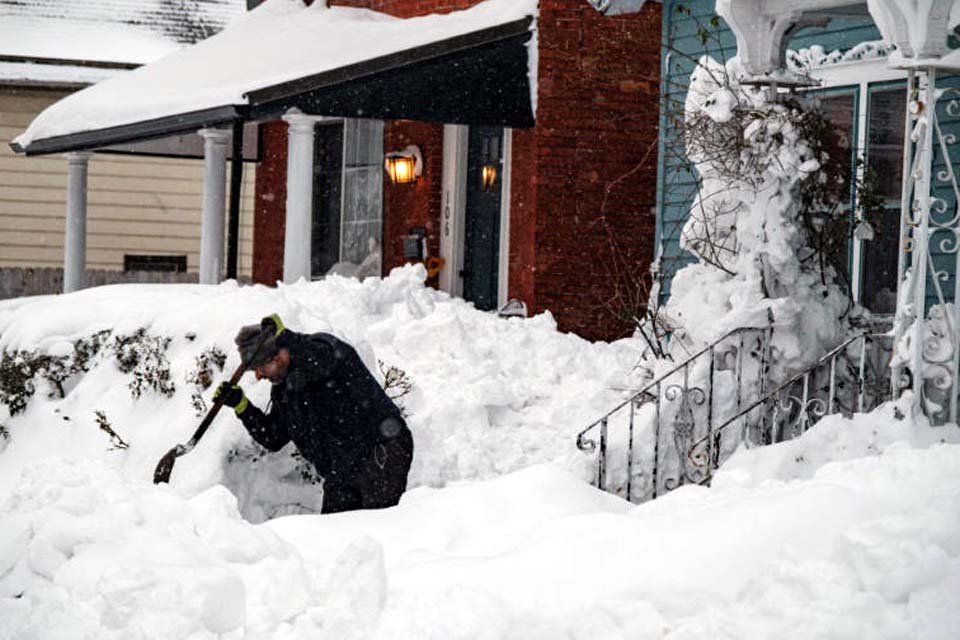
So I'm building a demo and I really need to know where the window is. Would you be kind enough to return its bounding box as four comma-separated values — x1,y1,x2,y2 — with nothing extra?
310,118,383,279
340,119,384,275
311,122,344,276
812,90,857,297
860,85,907,315
124,255,187,272
807,73,906,315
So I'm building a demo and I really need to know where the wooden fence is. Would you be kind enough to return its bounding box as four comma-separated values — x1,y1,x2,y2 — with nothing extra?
0,267,200,300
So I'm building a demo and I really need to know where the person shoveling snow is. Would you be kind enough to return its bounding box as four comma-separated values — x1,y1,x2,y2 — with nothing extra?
213,314,414,514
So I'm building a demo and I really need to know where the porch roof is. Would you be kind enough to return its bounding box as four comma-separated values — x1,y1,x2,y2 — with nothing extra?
11,0,537,156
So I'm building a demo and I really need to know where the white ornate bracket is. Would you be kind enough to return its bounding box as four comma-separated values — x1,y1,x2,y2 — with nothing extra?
717,0,942,76
867,0,954,60
716,0,805,76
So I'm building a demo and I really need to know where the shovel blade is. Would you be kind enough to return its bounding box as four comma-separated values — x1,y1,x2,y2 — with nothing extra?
153,448,179,484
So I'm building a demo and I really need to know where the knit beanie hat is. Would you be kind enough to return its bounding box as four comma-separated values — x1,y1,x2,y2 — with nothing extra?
234,324,279,369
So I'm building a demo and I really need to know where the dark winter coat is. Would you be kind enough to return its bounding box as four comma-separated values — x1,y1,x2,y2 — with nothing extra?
237,331,411,502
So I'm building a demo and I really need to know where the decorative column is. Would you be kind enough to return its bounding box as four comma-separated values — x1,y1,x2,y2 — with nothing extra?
64,151,92,293
282,109,318,283
198,128,229,285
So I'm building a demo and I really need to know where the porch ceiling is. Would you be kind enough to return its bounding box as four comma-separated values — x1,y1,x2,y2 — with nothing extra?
10,0,537,157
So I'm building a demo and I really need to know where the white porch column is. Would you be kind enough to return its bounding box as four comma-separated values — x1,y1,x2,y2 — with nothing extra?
64,151,92,293
198,128,229,285
282,110,318,283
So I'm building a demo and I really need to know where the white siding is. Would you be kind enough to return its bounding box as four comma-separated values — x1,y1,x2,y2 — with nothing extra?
0,87,256,276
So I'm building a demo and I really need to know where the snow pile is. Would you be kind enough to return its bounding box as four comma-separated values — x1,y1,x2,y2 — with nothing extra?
2,411,958,638
660,56,848,376
716,395,960,487
0,459,309,639
0,266,644,520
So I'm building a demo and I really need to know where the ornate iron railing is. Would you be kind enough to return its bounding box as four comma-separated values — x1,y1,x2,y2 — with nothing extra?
688,332,894,486
576,323,773,502
578,329,894,503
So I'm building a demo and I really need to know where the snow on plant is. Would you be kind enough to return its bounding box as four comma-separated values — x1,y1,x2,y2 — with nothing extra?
0,330,112,415
111,329,176,399
662,55,849,377
186,345,227,417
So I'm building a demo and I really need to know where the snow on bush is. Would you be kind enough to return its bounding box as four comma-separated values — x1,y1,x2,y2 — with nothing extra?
0,266,646,521
659,56,849,377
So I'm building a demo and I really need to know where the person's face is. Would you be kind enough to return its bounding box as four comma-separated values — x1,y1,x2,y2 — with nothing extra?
255,348,291,383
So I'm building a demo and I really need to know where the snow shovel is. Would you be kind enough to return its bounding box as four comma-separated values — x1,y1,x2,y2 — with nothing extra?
153,331,270,484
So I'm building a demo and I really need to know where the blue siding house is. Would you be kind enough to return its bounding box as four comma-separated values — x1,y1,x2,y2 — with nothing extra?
656,0,959,315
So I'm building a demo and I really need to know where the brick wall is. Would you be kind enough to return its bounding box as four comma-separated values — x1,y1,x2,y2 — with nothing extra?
253,0,661,341
252,120,288,285
526,0,661,341
381,121,444,284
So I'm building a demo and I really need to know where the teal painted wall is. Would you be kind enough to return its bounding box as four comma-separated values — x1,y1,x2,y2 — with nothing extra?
653,2,956,305
656,0,736,296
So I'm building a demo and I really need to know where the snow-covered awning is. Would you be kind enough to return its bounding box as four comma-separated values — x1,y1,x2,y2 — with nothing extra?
11,0,537,156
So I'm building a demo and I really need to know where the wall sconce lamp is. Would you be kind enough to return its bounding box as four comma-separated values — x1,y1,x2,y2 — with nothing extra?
480,135,500,192
481,163,498,192
384,145,423,185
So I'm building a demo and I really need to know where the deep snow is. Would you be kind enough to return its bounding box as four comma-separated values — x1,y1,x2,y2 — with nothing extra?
1,411,958,639
0,266,646,519
1,270,959,638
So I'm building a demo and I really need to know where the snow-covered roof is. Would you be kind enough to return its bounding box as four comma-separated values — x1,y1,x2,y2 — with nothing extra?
0,61,123,88
12,0,537,155
0,0,246,66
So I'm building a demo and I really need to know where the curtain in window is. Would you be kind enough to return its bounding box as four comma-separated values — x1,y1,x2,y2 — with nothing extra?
339,119,384,279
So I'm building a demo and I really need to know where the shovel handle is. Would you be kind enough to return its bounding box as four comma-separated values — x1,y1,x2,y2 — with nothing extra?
186,359,248,445
154,330,272,484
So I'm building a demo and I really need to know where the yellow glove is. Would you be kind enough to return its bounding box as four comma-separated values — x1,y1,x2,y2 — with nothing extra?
214,382,249,415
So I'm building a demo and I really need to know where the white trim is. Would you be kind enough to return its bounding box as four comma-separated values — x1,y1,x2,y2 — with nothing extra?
337,120,348,267
810,57,906,88
849,85,869,304
440,124,468,297
497,128,513,307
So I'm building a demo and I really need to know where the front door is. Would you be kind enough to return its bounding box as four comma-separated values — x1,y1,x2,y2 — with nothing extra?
462,126,504,311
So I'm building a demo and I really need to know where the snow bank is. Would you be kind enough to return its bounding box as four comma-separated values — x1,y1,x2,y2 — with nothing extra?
2,256,959,637
0,266,645,520
716,395,960,489
2,430,958,638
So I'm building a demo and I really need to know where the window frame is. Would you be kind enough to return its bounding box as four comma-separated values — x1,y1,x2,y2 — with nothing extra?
806,57,908,313
308,117,385,280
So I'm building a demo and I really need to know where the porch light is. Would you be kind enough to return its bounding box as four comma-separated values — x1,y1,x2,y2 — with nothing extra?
384,145,422,185
480,134,500,192
481,163,498,191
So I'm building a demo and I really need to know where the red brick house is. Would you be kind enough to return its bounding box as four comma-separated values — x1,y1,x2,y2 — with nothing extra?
13,0,660,342
251,0,661,341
